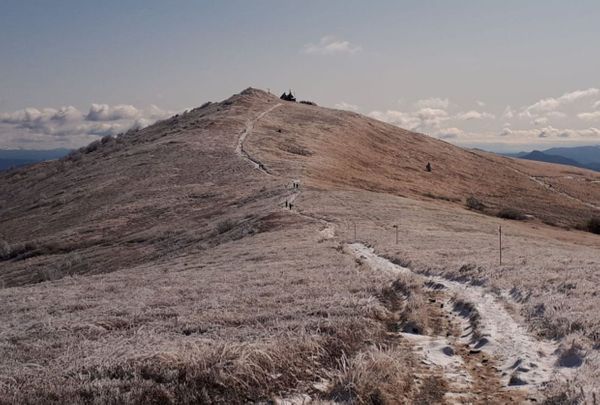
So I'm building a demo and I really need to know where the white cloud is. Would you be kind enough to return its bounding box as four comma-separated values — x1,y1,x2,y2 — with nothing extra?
368,107,449,132
415,108,448,127
577,111,600,121
0,103,174,149
86,104,141,121
502,106,515,119
436,127,463,139
476,100,486,107
546,111,567,119
0,106,83,126
334,101,359,112
455,110,495,120
414,97,449,109
593,100,600,109
497,125,600,140
524,88,599,113
303,36,362,55
532,117,548,126
368,110,421,130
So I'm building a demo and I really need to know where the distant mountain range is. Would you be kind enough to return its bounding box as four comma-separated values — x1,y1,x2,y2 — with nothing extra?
0,149,70,171
505,145,600,172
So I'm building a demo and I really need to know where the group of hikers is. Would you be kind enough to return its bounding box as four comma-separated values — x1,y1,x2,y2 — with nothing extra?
284,180,300,210
281,163,430,212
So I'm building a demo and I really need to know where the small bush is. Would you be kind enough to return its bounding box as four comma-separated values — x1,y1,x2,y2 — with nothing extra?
586,217,600,235
62,149,82,162
0,240,39,261
100,135,114,145
466,196,485,211
283,144,313,156
497,208,526,221
299,100,317,106
216,219,235,234
0,240,11,259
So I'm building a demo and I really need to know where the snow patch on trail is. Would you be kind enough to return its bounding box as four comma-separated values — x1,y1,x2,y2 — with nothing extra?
347,243,411,276
348,243,576,393
401,333,472,392
319,225,335,240
436,276,566,388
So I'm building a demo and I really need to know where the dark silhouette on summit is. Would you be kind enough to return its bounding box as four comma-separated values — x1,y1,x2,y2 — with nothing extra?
280,90,296,102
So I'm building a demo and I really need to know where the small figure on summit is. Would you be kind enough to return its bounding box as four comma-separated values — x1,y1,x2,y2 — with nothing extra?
425,162,432,172
280,90,297,102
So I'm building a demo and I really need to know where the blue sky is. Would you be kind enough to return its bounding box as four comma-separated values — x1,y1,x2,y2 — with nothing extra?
1,0,599,152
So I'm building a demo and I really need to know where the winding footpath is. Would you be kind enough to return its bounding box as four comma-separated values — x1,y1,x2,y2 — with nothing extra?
235,103,282,175
347,243,576,402
236,103,577,402
509,166,600,210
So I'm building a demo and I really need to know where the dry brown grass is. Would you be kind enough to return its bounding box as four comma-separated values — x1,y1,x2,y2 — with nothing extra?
0,219,410,404
327,346,416,404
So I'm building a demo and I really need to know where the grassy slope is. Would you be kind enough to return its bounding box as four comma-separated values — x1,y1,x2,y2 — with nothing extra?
1,88,599,403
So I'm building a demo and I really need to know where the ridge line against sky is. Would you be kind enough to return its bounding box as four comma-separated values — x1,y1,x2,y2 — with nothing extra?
1,0,599,152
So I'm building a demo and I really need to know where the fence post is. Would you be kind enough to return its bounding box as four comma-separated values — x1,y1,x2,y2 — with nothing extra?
499,225,502,265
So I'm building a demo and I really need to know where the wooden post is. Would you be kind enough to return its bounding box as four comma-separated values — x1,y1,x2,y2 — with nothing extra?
499,225,502,266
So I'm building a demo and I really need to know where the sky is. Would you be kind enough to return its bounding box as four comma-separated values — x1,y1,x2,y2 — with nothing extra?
1,0,599,152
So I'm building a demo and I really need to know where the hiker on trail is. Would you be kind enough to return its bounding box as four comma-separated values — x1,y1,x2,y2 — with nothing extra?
426,162,432,172
285,200,288,208
289,203,293,210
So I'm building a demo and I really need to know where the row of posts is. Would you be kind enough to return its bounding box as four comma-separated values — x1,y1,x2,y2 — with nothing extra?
349,222,504,266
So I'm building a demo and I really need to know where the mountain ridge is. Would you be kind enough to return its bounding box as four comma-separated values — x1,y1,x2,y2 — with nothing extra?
1,87,599,288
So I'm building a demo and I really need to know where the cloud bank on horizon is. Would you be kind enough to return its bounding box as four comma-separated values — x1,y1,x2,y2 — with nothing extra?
0,103,172,149
2,86,600,151
337,87,600,150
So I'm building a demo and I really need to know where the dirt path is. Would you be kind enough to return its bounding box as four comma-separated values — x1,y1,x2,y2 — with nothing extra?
509,166,600,210
235,103,282,174
346,243,577,403
529,175,600,210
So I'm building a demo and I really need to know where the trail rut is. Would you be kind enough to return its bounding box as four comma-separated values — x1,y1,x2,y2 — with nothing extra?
347,243,577,402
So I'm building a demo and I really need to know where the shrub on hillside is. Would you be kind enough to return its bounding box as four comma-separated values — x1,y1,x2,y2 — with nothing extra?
300,100,317,106
586,217,600,235
82,140,102,154
466,196,485,211
497,208,526,221
216,219,235,234
0,240,11,260
62,149,83,162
